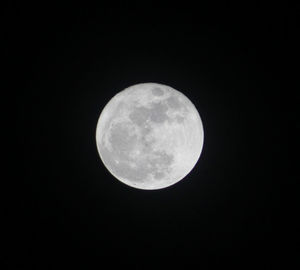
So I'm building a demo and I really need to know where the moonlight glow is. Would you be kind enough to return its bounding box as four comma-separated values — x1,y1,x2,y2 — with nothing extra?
96,83,204,190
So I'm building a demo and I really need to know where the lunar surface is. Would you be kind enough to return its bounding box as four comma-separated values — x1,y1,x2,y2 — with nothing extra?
96,83,204,190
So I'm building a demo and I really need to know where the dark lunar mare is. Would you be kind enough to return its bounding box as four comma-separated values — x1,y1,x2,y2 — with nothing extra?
100,100,176,183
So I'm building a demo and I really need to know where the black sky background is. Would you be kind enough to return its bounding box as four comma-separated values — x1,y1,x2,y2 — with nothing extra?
5,1,297,268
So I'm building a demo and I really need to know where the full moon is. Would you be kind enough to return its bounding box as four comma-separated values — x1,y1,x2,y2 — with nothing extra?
96,83,204,190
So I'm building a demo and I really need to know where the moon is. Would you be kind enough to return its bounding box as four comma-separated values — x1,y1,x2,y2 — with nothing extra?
95,83,204,190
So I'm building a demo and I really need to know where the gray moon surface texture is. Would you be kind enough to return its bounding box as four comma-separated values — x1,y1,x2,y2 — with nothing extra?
96,83,204,190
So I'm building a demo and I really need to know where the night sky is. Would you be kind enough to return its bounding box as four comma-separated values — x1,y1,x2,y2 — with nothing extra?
6,1,296,268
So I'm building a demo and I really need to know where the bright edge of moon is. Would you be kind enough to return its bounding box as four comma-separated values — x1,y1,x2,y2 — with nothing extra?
95,83,204,190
